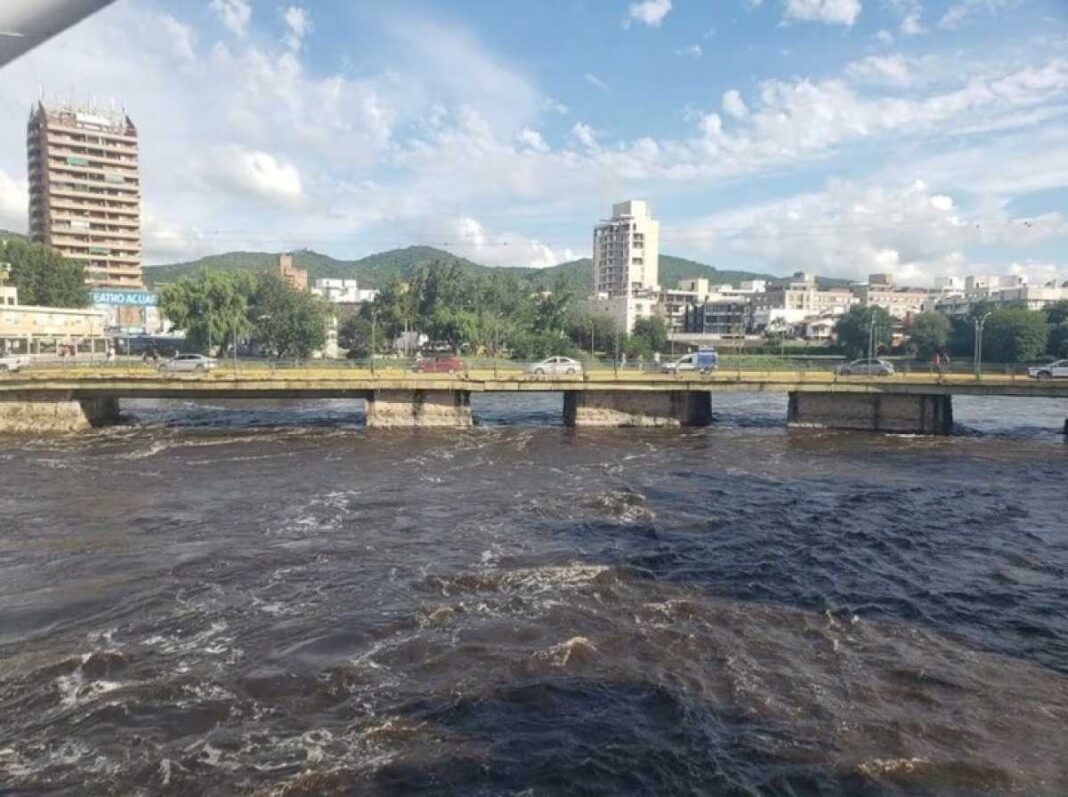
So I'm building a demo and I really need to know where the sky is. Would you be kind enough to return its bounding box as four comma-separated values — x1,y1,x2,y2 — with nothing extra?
0,0,1065,285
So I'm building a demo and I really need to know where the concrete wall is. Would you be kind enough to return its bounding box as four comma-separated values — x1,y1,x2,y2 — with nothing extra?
788,392,952,435
0,397,119,433
564,390,711,428
365,389,472,429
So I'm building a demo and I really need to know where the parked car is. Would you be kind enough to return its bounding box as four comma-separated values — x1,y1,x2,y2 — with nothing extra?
159,353,217,373
0,354,30,373
836,358,895,376
1027,359,1068,380
528,356,583,376
661,349,718,374
415,356,465,375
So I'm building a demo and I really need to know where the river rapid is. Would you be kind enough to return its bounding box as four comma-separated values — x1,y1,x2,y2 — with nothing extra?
1,394,1066,795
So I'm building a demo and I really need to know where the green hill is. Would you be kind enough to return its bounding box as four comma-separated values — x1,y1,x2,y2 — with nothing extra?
145,244,856,294
144,246,492,288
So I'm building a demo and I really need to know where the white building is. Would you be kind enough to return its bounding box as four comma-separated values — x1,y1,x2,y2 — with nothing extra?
311,278,378,305
593,200,659,298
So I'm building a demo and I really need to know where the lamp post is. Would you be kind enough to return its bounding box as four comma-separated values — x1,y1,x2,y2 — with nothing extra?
868,314,876,370
370,310,377,376
493,314,499,378
614,322,620,377
973,311,992,379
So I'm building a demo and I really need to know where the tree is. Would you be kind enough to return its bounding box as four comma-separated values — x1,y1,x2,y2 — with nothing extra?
1,238,89,307
568,312,618,354
249,274,331,359
1043,300,1068,326
157,270,252,353
834,306,892,359
631,316,668,354
1048,321,1068,358
338,314,374,358
982,307,1049,364
907,311,951,359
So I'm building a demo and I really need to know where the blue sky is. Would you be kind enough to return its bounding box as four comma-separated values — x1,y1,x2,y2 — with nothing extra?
0,0,1065,284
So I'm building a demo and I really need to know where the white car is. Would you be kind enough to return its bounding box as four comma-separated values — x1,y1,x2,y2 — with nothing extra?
528,356,583,376
159,353,217,373
0,354,30,373
1028,359,1068,380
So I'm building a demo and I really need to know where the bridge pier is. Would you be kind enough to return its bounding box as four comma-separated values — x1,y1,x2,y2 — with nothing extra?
787,392,952,435
364,389,472,429
564,390,711,428
0,396,120,433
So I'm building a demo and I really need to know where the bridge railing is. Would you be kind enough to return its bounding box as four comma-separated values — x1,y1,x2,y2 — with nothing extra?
3,354,1050,382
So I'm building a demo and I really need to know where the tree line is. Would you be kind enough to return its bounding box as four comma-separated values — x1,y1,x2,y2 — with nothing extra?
834,301,1068,363
0,238,90,307
338,260,669,361
157,270,330,358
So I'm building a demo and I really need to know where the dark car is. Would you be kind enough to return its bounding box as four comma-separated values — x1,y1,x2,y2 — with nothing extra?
415,356,465,375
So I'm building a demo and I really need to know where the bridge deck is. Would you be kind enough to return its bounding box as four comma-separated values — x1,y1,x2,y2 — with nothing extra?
2,368,1066,399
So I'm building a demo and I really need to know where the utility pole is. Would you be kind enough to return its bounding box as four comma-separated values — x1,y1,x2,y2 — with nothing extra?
371,310,377,376
493,314,499,378
974,311,992,379
232,321,238,374
614,322,620,377
868,313,877,370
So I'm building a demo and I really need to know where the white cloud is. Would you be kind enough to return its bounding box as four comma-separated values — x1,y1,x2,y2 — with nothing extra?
683,179,1067,284
676,44,703,59
283,6,311,52
210,0,251,37
0,169,27,232
845,54,912,86
571,122,598,149
885,0,924,34
722,89,749,119
517,127,549,152
444,216,576,267
584,72,610,92
160,14,195,62
941,0,1014,30
625,0,673,28
208,147,303,204
783,0,863,26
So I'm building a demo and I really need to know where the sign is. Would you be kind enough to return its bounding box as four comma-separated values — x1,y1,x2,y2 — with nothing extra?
90,289,157,307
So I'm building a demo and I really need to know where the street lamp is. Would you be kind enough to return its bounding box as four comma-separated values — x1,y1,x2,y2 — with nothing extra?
868,314,877,370
370,310,377,375
973,310,992,379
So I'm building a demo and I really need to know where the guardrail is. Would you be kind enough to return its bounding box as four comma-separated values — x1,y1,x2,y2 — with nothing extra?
2,354,1054,382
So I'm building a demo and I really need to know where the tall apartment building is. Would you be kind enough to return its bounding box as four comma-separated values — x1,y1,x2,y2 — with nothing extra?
593,200,659,297
27,102,142,290
278,254,308,292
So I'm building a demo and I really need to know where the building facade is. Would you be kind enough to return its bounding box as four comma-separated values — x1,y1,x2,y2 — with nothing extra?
27,102,142,290
684,299,752,337
0,284,108,355
278,254,308,292
311,277,378,304
593,200,659,298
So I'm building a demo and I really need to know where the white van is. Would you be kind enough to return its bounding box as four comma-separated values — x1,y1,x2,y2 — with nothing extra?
661,349,718,374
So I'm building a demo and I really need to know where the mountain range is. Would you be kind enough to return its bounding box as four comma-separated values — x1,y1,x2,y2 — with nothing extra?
143,245,850,292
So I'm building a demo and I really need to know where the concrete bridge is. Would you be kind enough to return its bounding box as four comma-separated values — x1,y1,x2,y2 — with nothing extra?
1,367,1065,434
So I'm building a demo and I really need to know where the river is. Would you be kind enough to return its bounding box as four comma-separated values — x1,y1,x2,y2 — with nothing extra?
1,394,1066,795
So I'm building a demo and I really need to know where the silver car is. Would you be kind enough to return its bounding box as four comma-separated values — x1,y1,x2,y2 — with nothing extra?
159,353,217,373
0,355,30,373
1027,359,1068,380
528,356,583,376
836,358,895,376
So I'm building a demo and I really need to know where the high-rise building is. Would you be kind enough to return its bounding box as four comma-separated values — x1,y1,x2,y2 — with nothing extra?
27,101,142,289
278,254,308,292
593,200,659,297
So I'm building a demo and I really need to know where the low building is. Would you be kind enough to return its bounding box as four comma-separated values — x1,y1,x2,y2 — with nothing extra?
851,274,929,321
579,290,660,334
751,272,855,330
311,277,378,305
278,254,308,292
684,299,751,338
0,286,108,355
656,288,700,333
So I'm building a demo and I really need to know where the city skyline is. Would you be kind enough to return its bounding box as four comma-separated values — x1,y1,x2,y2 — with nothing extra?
0,0,1064,287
